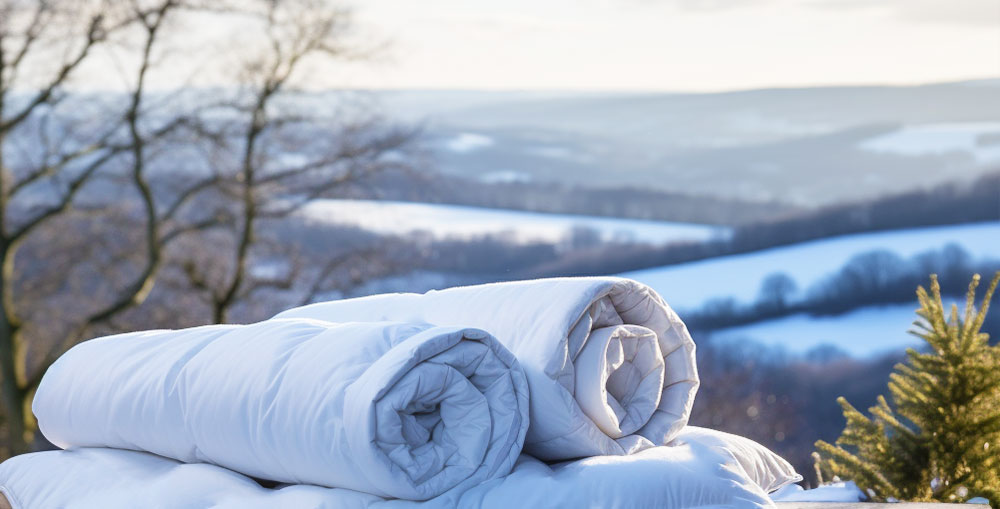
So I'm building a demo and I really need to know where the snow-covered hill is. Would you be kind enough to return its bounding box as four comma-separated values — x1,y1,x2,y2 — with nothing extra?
378,80,1000,207
709,304,923,357
299,199,729,245
621,222,1000,357
621,222,1000,311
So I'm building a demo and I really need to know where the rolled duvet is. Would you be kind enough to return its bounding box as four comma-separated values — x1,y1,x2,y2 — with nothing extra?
32,320,529,500
275,277,699,460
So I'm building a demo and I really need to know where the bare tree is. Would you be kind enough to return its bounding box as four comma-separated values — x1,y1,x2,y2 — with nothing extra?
0,0,222,454
0,0,416,457
177,0,414,323
756,272,797,312
0,0,129,455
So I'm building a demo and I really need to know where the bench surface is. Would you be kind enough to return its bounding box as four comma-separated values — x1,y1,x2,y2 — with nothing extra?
776,503,990,509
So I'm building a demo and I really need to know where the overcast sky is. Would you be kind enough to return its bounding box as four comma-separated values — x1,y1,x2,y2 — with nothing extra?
328,0,1000,92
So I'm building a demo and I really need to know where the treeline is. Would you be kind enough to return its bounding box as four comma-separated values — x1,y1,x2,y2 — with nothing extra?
683,244,1000,333
350,169,796,226
728,172,1000,253
694,275,999,491
275,219,564,277
691,338,902,488
523,172,1000,279
687,251,1000,487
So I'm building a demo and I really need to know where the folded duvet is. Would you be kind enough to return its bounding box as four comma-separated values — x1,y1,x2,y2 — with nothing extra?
274,277,699,460
0,445,774,509
32,320,529,500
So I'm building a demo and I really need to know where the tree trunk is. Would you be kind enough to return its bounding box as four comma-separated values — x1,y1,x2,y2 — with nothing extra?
213,301,226,325
0,243,27,456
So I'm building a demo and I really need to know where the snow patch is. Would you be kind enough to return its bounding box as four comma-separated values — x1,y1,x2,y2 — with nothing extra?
445,132,495,153
479,170,533,184
621,222,1000,312
525,145,594,163
710,304,924,357
859,123,1000,164
299,199,728,245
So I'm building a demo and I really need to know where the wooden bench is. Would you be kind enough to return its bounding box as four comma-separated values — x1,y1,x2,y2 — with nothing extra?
777,504,991,508
0,493,989,507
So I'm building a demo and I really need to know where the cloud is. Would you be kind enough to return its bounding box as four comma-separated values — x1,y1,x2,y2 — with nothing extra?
413,12,589,34
807,0,1000,27
643,0,998,25
636,0,770,11
672,0,770,10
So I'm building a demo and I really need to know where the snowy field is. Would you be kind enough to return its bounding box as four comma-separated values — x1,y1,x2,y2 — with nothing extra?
621,222,1000,312
622,222,1000,357
300,199,729,245
709,303,923,357
858,122,1000,164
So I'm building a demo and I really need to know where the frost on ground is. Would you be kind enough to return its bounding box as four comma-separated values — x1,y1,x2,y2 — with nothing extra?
769,481,864,502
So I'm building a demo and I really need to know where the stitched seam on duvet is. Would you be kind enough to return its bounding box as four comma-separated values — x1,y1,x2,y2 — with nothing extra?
614,293,648,316
524,418,593,447
659,333,694,357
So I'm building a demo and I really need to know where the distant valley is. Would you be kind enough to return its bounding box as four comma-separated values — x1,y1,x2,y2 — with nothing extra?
373,79,1000,207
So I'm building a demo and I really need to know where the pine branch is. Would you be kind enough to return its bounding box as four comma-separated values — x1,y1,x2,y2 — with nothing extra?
814,273,1000,503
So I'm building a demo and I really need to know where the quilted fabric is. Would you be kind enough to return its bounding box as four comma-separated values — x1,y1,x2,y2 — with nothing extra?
32,320,529,500
275,277,700,460
0,445,774,509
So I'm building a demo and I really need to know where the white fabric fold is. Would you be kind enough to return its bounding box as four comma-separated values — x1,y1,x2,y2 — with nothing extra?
31,320,529,500
574,325,664,438
0,446,774,509
274,277,699,460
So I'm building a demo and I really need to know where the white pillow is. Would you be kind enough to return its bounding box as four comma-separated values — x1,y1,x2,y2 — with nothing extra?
668,426,802,493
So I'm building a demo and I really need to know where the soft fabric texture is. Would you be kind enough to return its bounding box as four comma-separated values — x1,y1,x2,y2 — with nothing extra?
32,320,529,500
0,446,774,509
275,277,699,460
669,426,802,493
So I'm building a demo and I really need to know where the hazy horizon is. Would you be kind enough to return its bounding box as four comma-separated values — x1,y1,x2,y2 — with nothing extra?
40,75,1000,99
354,75,1000,93
57,0,999,94
336,0,1000,92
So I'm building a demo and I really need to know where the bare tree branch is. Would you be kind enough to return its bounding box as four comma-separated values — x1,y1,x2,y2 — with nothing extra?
7,128,121,198
4,1,50,85
6,148,119,242
71,0,180,334
0,12,106,135
161,211,232,244
2,0,414,455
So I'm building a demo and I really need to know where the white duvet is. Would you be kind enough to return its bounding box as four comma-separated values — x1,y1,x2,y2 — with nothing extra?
31,320,529,500
275,277,699,460
0,443,774,509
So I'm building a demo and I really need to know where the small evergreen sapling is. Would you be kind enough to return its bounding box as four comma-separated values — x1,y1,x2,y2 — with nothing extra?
814,272,1000,503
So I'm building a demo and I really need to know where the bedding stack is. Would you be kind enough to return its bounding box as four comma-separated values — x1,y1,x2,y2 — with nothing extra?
274,277,700,459
0,277,801,509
